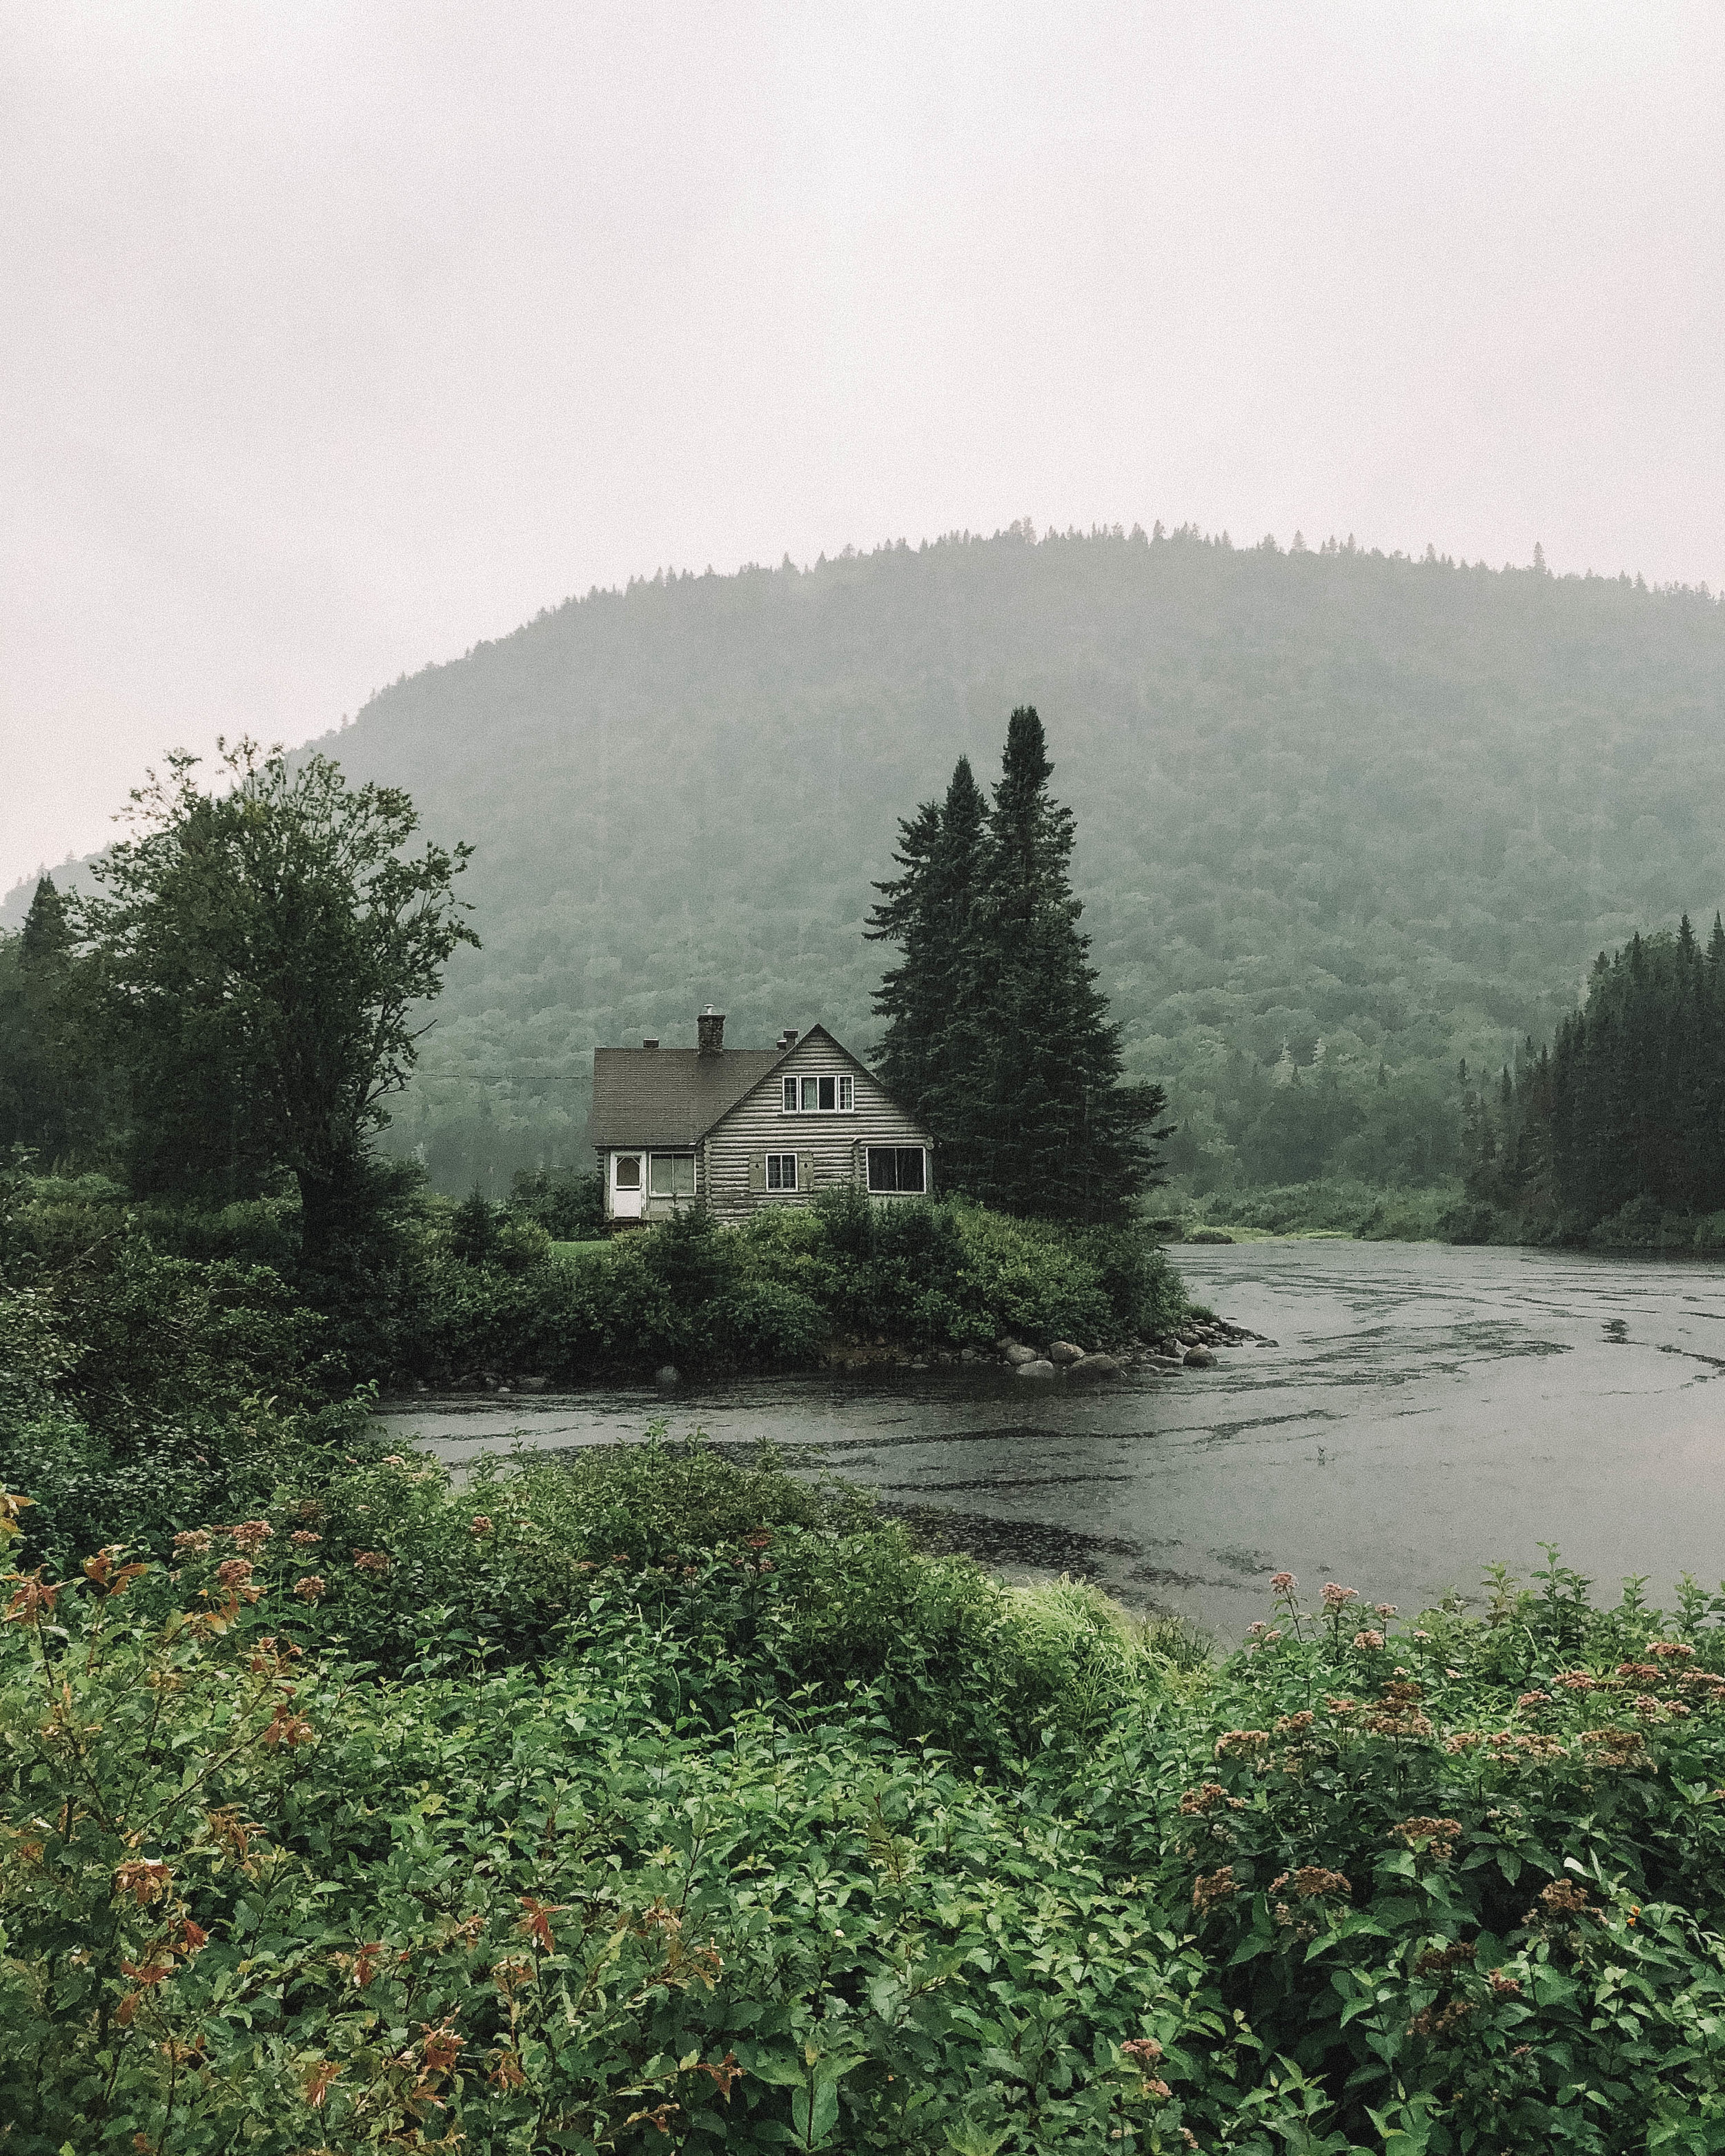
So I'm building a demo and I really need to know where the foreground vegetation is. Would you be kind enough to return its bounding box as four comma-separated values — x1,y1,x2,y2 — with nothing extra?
8,1170,1725,2150
8,1412,1725,2153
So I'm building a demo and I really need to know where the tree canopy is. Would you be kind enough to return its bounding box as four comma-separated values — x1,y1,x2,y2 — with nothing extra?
78,742,475,1256
1466,916,1725,1233
869,709,1166,1223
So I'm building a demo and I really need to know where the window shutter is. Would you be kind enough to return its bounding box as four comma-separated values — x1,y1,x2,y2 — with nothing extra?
749,1154,765,1193
798,1152,815,1191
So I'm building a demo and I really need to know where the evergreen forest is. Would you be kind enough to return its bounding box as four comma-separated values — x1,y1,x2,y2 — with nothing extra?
14,522,1722,1205
1461,918,1725,1245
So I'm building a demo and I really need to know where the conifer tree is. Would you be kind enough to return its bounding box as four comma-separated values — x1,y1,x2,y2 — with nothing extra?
0,876,110,1162
867,757,987,1136
1478,919,1725,1229
940,708,1165,1221
19,873,72,970
867,796,944,1119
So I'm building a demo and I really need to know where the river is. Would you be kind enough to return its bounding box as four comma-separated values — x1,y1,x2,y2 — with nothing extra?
379,1241,1725,1644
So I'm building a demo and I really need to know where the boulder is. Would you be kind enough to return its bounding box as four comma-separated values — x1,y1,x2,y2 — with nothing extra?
1001,1342,1038,1366
653,1363,681,1386
516,1375,549,1394
1014,1358,1057,1379
1067,1352,1122,1380
1183,1346,1216,1369
1047,1340,1084,1365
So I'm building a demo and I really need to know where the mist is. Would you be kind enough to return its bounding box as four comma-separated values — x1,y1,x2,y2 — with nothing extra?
4,0,1722,889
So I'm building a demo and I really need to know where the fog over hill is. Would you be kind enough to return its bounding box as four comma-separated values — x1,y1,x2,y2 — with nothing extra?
18,524,1725,1195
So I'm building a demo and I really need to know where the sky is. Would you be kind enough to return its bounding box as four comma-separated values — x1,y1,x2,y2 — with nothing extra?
3,0,1722,895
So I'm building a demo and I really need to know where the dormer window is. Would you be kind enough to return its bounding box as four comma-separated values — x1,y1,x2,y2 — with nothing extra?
782,1073,854,1112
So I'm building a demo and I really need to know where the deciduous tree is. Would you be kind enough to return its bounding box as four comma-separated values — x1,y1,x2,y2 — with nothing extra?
79,742,475,1264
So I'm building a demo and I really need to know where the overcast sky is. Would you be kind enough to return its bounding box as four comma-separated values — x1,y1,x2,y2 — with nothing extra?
3,0,1722,893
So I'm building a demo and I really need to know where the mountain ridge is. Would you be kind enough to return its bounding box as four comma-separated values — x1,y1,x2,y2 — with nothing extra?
12,524,1725,1195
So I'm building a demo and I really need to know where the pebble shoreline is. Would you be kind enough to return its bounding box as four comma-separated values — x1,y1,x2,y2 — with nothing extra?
424,1318,1270,1394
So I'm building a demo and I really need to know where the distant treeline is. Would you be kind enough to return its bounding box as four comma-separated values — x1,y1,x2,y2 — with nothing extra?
1461,918,1725,1243
14,522,1719,1196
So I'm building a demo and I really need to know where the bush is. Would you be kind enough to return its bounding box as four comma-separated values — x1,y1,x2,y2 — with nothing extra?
0,1550,1236,2155
11,1427,1725,2150
384,1195,1188,1381
508,1164,605,1241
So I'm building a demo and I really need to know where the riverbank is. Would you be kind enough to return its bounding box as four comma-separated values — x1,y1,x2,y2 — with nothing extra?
1159,1177,1461,1243
1165,1177,1725,1253
11,1218,1725,2146
378,1239,1725,1647
389,1196,1192,1389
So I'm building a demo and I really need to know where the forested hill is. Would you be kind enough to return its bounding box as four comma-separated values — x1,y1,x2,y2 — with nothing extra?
21,526,1725,1193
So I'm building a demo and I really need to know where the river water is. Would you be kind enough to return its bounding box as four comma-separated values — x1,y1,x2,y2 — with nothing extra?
379,1242,1725,1644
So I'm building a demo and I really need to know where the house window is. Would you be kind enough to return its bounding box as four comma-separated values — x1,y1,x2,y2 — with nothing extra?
782,1074,854,1111
867,1147,927,1194
613,1155,641,1189
765,1152,798,1191
648,1154,696,1198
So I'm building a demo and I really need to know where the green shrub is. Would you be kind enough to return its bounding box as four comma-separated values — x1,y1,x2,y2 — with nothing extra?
383,1195,1187,1381
11,1427,1725,2150
0,1554,1245,2155
711,1278,829,1368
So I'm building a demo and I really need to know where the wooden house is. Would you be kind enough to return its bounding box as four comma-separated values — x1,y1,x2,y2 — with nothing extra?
588,1009,934,1226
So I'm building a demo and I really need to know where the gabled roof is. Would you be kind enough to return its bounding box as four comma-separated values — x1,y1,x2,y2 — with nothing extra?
588,1045,787,1149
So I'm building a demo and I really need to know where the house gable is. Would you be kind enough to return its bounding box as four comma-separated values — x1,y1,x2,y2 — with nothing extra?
701,1025,934,1222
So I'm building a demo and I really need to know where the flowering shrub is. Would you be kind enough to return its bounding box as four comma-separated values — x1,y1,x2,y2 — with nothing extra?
1086,1562,1725,2148
12,1425,1725,2152
1,1501,1285,2155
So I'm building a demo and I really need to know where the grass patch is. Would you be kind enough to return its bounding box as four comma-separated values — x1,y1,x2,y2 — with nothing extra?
1179,1178,1463,1241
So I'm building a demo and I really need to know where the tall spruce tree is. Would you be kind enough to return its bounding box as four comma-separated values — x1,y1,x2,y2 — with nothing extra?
866,757,987,1138
871,709,1165,1223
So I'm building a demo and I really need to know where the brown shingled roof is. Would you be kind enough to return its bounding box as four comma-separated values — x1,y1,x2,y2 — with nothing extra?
588,1047,787,1149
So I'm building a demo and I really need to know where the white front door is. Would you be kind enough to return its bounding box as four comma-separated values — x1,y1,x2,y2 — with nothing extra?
611,1152,644,1218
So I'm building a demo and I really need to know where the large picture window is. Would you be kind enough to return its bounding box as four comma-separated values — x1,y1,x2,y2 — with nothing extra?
866,1147,926,1194
648,1154,696,1198
782,1074,854,1112
765,1152,798,1190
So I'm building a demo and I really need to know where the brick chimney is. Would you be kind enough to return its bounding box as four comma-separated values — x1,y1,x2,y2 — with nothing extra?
642,1038,659,1049
697,1007,726,1056
778,1028,800,1050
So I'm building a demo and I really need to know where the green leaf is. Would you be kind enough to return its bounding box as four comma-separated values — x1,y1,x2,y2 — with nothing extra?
789,2076,841,2148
